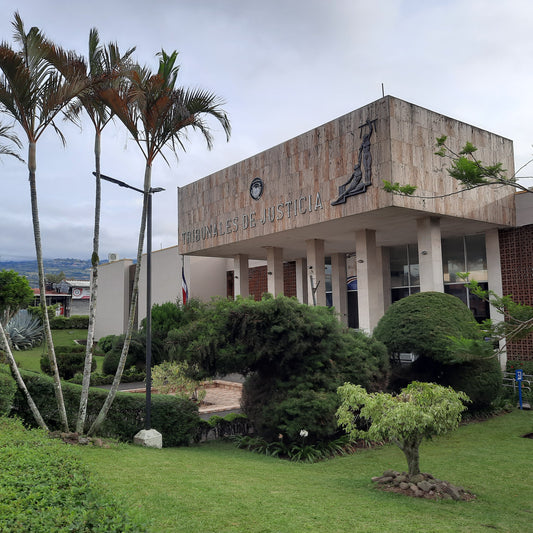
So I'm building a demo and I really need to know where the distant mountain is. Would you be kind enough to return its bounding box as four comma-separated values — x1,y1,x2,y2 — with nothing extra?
0,258,94,287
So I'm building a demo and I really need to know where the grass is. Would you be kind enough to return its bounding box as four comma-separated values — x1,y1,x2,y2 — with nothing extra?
81,410,533,533
11,329,104,373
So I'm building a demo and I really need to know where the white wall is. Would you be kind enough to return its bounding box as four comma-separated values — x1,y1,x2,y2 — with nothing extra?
94,259,133,340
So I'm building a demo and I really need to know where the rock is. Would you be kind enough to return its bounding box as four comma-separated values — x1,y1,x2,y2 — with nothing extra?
417,480,432,492
409,474,424,484
399,482,410,490
444,484,463,501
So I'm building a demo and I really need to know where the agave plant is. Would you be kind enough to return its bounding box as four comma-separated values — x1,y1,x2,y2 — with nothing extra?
6,310,43,351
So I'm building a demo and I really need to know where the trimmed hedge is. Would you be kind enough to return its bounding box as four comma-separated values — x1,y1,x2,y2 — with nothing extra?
40,345,97,380
0,416,147,532
49,315,90,329
10,367,199,446
0,370,16,415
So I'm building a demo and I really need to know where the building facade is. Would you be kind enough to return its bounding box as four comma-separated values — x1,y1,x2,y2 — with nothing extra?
178,96,514,338
94,96,533,363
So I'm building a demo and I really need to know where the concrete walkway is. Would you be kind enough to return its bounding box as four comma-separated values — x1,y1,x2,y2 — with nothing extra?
104,377,243,418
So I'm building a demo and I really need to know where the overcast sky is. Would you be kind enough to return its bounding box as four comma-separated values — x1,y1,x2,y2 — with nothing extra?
1,0,533,261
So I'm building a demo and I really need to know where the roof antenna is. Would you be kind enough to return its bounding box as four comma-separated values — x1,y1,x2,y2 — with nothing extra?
381,83,385,98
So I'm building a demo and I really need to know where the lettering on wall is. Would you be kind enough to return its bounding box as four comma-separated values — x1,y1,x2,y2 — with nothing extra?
181,191,324,245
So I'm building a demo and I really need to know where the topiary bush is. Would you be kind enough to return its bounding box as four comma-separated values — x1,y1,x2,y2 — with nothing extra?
373,292,482,364
373,291,502,410
40,345,97,380
174,295,389,444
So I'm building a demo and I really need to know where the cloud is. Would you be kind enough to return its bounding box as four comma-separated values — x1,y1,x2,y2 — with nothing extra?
1,0,533,260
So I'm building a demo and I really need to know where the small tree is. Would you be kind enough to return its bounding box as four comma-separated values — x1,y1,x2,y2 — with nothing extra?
336,381,469,477
0,269,34,326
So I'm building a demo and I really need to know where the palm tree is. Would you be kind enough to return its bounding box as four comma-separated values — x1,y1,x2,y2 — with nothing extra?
45,29,135,434
0,12,90,431
88,49,231,435
0,121,23,161
0,119,47,429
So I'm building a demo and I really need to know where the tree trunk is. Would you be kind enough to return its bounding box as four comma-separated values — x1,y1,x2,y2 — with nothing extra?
76,131,101,433
28,142,69,432
0,321,48,430
88,163,151,436
400,437,421,477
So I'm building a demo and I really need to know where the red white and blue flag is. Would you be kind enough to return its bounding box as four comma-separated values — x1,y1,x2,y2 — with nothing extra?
182,261,188,305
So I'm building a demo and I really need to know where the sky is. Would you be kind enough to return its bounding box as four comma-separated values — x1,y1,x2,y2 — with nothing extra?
1,0,533,261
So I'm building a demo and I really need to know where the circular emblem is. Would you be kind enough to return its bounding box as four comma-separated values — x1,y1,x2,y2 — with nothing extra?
250,177,264,200
72,288,82,297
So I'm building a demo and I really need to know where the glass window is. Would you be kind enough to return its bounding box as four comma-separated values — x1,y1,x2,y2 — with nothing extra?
468,282,490,321
325,259,332,293
390,246,409,287
408,244,420,286
466,235,487,281
444,283,468,307
442,237,465,283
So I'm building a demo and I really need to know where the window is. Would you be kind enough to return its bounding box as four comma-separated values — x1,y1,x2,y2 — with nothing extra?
442,235,489,322
390,244,420,303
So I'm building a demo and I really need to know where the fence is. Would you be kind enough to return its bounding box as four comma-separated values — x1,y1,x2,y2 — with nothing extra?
502,371,532,396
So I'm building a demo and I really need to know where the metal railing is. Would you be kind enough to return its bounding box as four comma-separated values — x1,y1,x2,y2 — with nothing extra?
502,371,532,394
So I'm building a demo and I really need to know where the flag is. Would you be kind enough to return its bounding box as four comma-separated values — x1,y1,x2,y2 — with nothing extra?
182,261,188,305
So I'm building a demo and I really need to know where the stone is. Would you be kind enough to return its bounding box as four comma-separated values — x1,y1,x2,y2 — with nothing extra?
444,484,463,501
399,482,410,490
133,429,163,449
417,480,432,492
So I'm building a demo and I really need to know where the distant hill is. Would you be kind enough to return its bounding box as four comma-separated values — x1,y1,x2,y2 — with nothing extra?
0,258,94,288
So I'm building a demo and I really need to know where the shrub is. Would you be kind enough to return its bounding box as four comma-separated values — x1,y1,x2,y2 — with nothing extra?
101,334,139,375
40,345,97,380
373,291,501,410
444,357,502,411
506,360,533,375
11,368,199,446
0,416,147,531
41,346,97,379
97,334,117,354
0,369,16,415
175,295,389,444
101,331,164,375
373,292,482,364
49,314,89,329
151,361,207,402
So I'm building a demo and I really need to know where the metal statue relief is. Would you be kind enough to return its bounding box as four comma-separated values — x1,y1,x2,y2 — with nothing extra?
331,119,376,205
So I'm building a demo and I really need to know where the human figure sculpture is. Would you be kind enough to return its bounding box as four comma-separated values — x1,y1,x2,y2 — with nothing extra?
331,119,375,205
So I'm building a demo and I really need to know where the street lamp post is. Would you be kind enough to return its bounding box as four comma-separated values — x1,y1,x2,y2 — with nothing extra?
93,172,165,432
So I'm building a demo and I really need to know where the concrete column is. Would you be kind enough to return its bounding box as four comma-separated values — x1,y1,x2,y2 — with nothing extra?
295,257,308,304
306,239,326,306
331,253,348,325
355,229,383,332
486,229,506,369
233,254,249,299
266,247,284,296
417,216,444,292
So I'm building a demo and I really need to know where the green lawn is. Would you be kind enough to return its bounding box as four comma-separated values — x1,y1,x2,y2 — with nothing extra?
82,410,533,533
12,329,104,373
